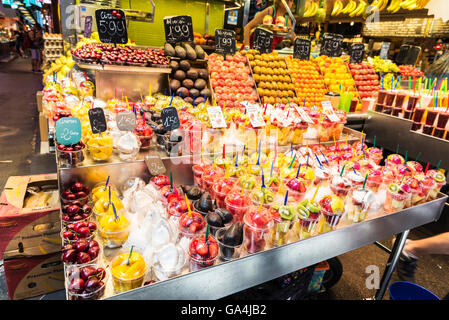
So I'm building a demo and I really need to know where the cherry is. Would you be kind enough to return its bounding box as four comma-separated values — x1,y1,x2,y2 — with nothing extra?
71,182,85,193
63,230,74,240
87,222,97,231
74,240,88,252
66,204,80,215
96,268,106,281
88,240,99,249
75,191,87,199
87,246,100,259
82,204,92,214
77,226,91,238
77,252,91,264
85,277,100,292
62,249,77,263
69,278,85,294
80,266,98,281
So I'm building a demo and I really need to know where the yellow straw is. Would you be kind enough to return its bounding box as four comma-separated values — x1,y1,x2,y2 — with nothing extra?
205,98,209,107
360,130,363,145
149,84,152,97
185,194,192,217
311,186,320,202
333,134,336,146
258,200,263,211
352,148,355,161
223,100,226,112
240,179,245,196
125,96,130,109
345,133,348,145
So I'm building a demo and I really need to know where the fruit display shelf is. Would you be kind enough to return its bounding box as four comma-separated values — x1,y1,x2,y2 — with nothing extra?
57,153,447,300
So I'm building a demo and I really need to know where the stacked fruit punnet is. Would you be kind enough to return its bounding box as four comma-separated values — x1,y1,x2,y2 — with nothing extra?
209,52,258,107
244,49,298,105
286,56,327,108
315,56,357,96
348,62,381,99
398,65,424,79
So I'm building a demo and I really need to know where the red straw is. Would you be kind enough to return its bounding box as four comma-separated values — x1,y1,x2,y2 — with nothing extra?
222,144,225,159
264,104,268,115
424,162,429,174
84,72,87,81
437,78,444,91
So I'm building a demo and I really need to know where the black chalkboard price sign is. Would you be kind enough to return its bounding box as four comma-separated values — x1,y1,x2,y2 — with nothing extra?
293,38,311,60
161,107,180,131
95,9,128,44
215,29,236,55
320,33,343,57
164,15,194,44
253,28,273,53
88,107,107,134
349,43,365,63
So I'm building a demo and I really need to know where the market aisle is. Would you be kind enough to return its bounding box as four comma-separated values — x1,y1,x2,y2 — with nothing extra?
0,58,56,191
0,58,56,301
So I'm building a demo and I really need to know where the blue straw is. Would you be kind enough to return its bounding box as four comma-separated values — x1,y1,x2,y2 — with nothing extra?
108,186,111,204
320,150,329,166
315,153,323,168
242,145,245,157
103,176,110,191
112,202,119,221
270,157,275,177
235,152,238,167
261,167,265,188
284,190,289,206
257,139,261,165
295,163,302,179
306,154,309,167
169,93,174,106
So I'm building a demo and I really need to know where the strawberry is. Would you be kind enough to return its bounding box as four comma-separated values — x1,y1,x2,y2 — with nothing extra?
189,222,198,233
195,241,209,256
208,243,218,258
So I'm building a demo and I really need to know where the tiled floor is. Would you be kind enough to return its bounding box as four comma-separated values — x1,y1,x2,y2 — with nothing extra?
0,58,447,301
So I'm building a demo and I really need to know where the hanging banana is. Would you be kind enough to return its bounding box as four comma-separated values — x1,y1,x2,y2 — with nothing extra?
387,0,402,13
331,0,344,16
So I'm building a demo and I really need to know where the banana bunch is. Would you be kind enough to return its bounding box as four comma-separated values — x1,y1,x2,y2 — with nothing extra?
368,0,388,13
416,0,431,9
387,0,403,13
303,1,319,18
400,0,418,10
341,0,357,14
331,0,344,16
349,0,368,17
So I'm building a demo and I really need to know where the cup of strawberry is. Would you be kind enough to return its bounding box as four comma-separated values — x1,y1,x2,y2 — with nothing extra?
366,170,383,193
150,175,171,190
242,207,274,254
212,178,236,209
329,175,352,199
133,122,153,149
283,177,307,203
188,234,219,271
192,162,212,190
178,211,206,240
224,191,252,223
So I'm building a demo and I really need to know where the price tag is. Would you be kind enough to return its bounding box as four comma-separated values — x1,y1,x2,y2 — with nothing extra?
116,111,136,131
95,9,128,44
161,107,180,131
55,117,82,145
144,152,166,176
88,107,107,134
320,33,343,57
164,15,193,44
321,101,340,122
349,43,365,64
207,106,227,129
253,28,273,53
380,42,390,60
84,16,93,38
215,28,236,55
293,38,311,60
293,106,314,124
246,104,265,128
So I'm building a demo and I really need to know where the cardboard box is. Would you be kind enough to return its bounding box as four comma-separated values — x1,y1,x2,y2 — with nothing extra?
36,91,43,113
39,112,48,142
0,174,61,260
4,252,65,300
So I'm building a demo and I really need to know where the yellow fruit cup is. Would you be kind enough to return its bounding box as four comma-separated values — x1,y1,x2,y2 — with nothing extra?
98,210,130,248
92,183,119,203
87,134,114,161
111,248,148,293
93,195,124,221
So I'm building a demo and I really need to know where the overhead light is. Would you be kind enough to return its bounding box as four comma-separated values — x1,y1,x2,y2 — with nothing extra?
350,21,354,26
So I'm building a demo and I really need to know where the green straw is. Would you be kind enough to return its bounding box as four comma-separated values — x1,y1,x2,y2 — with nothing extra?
373,135,376,148
362,174,368,190
404,151,408,163
127,245,134,266
436,160,442,171
205,223,210,244
288,154,296,169
415,152,421,162
408,76,411,91
340,164,346,177
170,171,173,192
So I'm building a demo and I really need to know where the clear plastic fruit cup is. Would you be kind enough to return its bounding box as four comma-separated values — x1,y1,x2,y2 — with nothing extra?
384,188,409,213
215,227,242,262
421,177,436,202
384,91,396,107
243,211,274,254
152,244,186,281
277,125,293,146
377,90,387,104
329,182,351,201
425,109,438,126
92,183,119,203
295,213,321,240
177,211,206,241
188,236,219,271
270,216,297,248
87,138,114,162
61,207,93,226
366,173,382,193
212,179,237,209
192,163,211,190
201,168,224,198
111,248,148,293
97,214,130,249
56,144,86,167
320,208,343,234
224,193,252,223
66,263,107,300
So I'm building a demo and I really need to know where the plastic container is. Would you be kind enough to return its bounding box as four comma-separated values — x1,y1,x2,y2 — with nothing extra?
87,140,113,162
422,125,433,135
97,213,131,249
215,227,243,262
377,90,387,104
188,236,219,271
389,281,439,300
349,98,358,113
111,249,147,293
152,244,186,281
243,211,274,254
384,91,396,107
413,106,426,123
425,109,438,126
436,112,449,129
374,103,384,112
224,193,252,223
56,144,85,167
66,264,107,300
411,122,422,131
177,211,206,241
406,95,419,111
384,188,410,213
295,214,320,240
319,207,343,233
270,215,297,247
382,105,393,115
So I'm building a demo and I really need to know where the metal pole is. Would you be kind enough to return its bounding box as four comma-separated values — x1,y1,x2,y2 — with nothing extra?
375,230,410,300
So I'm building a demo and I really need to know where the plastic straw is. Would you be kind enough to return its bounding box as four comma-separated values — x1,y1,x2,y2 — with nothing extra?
295,163,302,179
289,154,296,169
284,190,289,206
127,245,134,266
103,176,110,191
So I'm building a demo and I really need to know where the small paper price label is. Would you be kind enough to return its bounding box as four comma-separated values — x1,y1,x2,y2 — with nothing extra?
144,152,166,176
116,111,136,131
321,101,340,122
293,106,314,124
207,106,227,129
246,104,265,128
56,117,82,145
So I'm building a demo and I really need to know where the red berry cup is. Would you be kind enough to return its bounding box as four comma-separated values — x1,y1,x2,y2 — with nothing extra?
243,210,273,254
188,235,219,271
192,163,211,191
384,188,410,213
212,179,237,209
224,192,252,223
329,183,351,200
366,172,383,193
177,211,207,240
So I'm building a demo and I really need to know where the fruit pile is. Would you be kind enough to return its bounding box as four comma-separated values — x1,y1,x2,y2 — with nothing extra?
164,42,206,60
286,56,326,107
194,32,215,46
71,43,169,67
398,65,424,78
368,56,399,73
315,56,357,96
63,221,97,243
348,62,381,99
209,52,258,106
169,59,210,106
62,238,101,265
244,49,297,105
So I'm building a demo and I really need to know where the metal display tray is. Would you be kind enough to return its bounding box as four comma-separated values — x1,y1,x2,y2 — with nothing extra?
58,154,447,300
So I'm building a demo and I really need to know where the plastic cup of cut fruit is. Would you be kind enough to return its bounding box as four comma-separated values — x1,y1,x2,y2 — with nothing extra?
243,210,273,254
215,227,243,262
384,188,409,213
56,143,86,167
111,248,148,293
87,140,113,162
152,244,186,281
188,235,219,271
66,264,107,300
97,213,131,249
319,207,343,234
224,193,252,223
192,163,211,190
177,211,207,240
